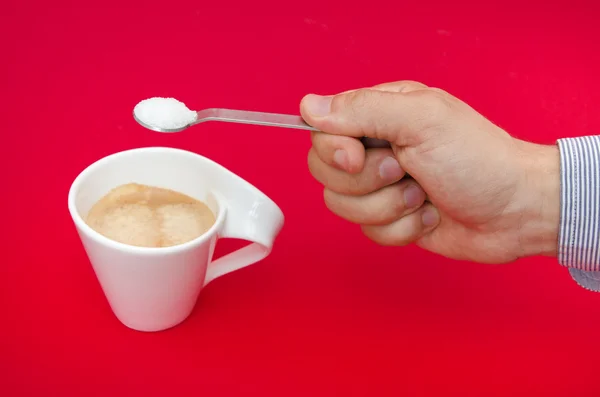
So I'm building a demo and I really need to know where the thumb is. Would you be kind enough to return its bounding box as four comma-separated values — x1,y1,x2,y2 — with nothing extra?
300,85,440,147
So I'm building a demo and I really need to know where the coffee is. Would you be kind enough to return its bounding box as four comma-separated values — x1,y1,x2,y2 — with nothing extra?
85,183,216,248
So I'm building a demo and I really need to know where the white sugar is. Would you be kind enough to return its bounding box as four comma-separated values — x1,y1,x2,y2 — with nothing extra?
134,97,197,130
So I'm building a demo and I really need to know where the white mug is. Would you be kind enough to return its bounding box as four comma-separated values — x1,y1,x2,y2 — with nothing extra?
67,147,284,332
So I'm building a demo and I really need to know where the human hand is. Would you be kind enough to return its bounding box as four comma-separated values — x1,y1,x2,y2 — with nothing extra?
300,81,560,264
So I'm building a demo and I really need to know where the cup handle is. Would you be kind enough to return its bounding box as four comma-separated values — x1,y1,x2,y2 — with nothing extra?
203,193,284,286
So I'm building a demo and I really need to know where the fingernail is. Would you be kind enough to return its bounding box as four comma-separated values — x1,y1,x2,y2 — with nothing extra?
333,149,349,170
379,157,403,181
403,184,424,208
422,207,440,227
304,94,332,117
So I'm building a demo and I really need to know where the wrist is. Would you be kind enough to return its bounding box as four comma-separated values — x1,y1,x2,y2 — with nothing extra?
516,141,561,258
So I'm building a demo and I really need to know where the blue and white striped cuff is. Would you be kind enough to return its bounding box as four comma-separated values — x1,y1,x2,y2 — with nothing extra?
557,136,600,291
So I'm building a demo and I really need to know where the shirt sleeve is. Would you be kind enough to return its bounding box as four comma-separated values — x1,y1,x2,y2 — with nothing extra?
557,136,600,291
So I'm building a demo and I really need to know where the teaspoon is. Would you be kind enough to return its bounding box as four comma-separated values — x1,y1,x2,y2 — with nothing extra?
133,107,319,133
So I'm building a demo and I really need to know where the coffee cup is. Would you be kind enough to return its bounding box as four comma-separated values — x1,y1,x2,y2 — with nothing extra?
67,147,284,332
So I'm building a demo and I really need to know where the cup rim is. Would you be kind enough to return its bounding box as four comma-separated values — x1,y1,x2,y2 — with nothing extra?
67,146,279,256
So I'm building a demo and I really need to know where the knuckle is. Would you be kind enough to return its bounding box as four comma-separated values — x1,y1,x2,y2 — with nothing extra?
350,166,385,195
323,188,338,212
390,186,410,217
361,219,418,247
330,92,349,113
397,79,422,85
310,132,328,152
427,86,450,96
337,88,394,141
345,175,365,195
324,135,348,154
368,185,408,225
307,146,317,164
425,93,448,115
344,165,384,196
425,90,453,117
323,189,360,223
397,80,428,92
312,158,364,195
366,184,418,226
361,225,397,246
350,88,379,107
311,134,331,156
307,146,316,167
388,229,414,246
312,134,348,168
408,88,452,122
347,89,382,135
307,148,323,181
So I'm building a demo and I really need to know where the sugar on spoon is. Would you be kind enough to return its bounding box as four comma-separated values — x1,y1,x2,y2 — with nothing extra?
133,97,319,133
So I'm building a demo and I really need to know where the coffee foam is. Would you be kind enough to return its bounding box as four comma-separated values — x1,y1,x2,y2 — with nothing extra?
85,183,216,248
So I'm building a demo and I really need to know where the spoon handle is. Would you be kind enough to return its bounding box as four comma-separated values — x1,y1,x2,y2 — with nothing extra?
193,108,318,131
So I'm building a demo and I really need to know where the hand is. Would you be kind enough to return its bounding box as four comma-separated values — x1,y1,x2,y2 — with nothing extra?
300,81,560,264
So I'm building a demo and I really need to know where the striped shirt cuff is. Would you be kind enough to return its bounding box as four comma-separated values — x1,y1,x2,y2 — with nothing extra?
557,136,600,291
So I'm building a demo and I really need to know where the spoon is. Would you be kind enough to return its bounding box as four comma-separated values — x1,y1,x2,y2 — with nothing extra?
133,107,319,133
132,99,390,148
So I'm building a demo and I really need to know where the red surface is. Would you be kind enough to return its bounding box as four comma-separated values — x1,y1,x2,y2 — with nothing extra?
2,1,600,395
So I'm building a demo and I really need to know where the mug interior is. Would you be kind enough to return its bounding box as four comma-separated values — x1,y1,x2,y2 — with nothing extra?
68,147,225,250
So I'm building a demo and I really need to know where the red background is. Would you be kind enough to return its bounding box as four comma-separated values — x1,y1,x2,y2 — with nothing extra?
1,0,600,395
